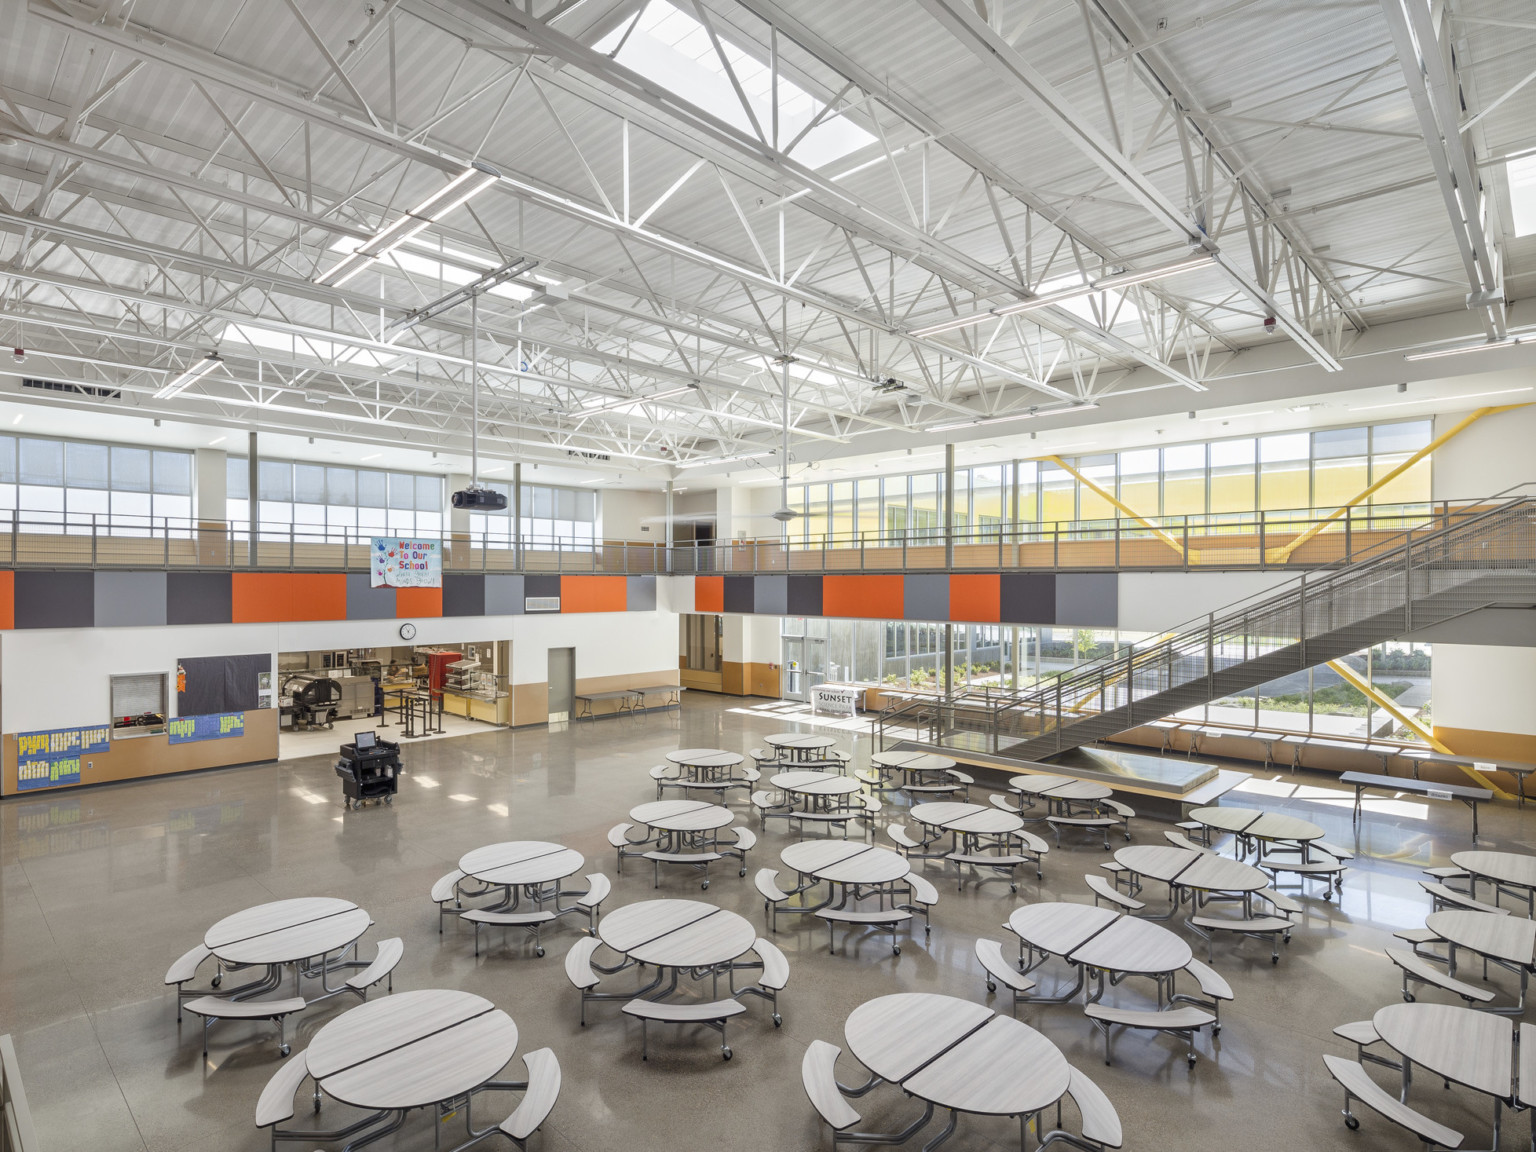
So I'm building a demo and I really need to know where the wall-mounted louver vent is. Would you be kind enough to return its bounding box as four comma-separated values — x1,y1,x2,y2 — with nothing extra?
22,378,122,399
524,597,561,612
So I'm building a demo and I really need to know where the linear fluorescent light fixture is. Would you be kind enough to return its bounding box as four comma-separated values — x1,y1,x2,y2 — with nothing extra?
928,400,1098,433
675,450,774,469
583,385,694,413
1403,336,1520,361
153,352,223,399
909,253,1218,338
316,162,502,288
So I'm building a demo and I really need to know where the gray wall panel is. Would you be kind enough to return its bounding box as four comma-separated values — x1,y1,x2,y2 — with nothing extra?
94,571,167,627
166,573,231,625
484,574,526,615
903,574,949,622
15,571,95,629
754,575,787,616
1055,573,1118,626
626,576,657,612
346,573,396,620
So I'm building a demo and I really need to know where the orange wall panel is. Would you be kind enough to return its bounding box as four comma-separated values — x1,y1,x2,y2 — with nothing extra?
949,574,1000,622
231,573,346,622
560,575,626,613
695,576,724,613
823,575,903,620
0,570,13,629
395,586,442,618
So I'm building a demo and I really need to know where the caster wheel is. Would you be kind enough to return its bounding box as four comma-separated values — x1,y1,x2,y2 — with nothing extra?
1271,956,1279,965
702,881,710,891
1187,1054,1196,1067
1213,1025,1221,1037
1345,1117,1359,1131
536,948,545,958
1404,992,1416,1003
1010,885,1017,894
739,868,747,877
211,975,222,988
722,1048,733,1061
280,1044,291,1057
773,1014,782,1027
893,945,901,955
642,1054,648,1061
385,797,393,806
986,980,996,993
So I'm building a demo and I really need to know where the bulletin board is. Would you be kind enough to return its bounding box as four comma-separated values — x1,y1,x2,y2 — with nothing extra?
177,653,271,717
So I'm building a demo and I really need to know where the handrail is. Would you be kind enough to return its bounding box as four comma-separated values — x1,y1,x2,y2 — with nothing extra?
1,1035,39,1152
902,492,1536,730
0,494,1522,575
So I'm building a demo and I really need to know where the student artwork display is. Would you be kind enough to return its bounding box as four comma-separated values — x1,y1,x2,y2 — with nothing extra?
167,712,247,744
371,537,442,588
15,725,111,791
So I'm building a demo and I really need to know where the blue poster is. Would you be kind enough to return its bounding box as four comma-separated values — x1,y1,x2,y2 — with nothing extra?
15,725,111,792
167,712,247,744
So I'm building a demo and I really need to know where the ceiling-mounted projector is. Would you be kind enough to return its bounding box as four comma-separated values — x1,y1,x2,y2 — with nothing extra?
451,486,508,510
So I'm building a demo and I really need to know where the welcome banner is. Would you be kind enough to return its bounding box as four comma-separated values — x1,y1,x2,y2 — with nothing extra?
371,538,442,588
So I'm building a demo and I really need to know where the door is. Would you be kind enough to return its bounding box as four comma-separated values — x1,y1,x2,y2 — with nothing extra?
781,636,827,701
547,647,574,724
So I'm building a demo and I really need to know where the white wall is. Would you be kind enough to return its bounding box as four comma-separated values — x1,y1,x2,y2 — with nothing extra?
1,610,683,733
1,622,278,733
195,448,226,521
600,488,665,540
1117,571,1297,634
1432,643,1536,737
1432,395,1536,502
509,610,678,683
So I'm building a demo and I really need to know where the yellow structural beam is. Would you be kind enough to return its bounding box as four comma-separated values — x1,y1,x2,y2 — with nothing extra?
1266,404,1529,564
1326,659,1511,798
1043,455,1185,557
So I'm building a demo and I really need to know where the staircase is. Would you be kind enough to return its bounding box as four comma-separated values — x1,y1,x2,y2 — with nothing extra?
880,493,1536,764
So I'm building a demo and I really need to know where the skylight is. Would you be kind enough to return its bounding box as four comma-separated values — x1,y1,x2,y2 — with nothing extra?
1034,273,1140,330
595,0,875,169
1509,153,1536,237
222,323,399,370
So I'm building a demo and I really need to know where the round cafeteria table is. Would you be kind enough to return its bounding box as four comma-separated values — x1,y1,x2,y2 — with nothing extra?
665,748,746,781
844,993,1070,1135
1453,851,1536,914
765,733,839,761
910,801,1023,856
1010,774,1110,817
1373,1001,1513,1103
629,799,735,837
782,840,910,895
205,896,372,1000
871,750,955,774
459,840,586,920
1188,805,1325,860
600,900,757,968
1425,909,1536,1013
1113,844,1268,918
1009,902,1191,1005
306,989,519,1137
771,770,862,812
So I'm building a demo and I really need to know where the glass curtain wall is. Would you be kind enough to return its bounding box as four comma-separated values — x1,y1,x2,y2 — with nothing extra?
1200,642,1432,742
786,420,1433,545
228,458,442,541
0,434,192,536
466,481,597,550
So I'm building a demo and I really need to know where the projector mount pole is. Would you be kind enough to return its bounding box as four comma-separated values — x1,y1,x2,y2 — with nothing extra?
471,290,479,487
780,355,789,542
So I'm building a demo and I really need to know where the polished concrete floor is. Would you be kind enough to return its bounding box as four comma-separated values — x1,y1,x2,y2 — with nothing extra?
3,694,1532,1152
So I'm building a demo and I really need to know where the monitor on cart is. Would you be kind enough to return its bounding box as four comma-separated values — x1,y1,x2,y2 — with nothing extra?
354,730,376,750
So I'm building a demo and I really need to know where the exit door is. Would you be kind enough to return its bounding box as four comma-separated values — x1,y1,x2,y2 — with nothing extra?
547,647,574,723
